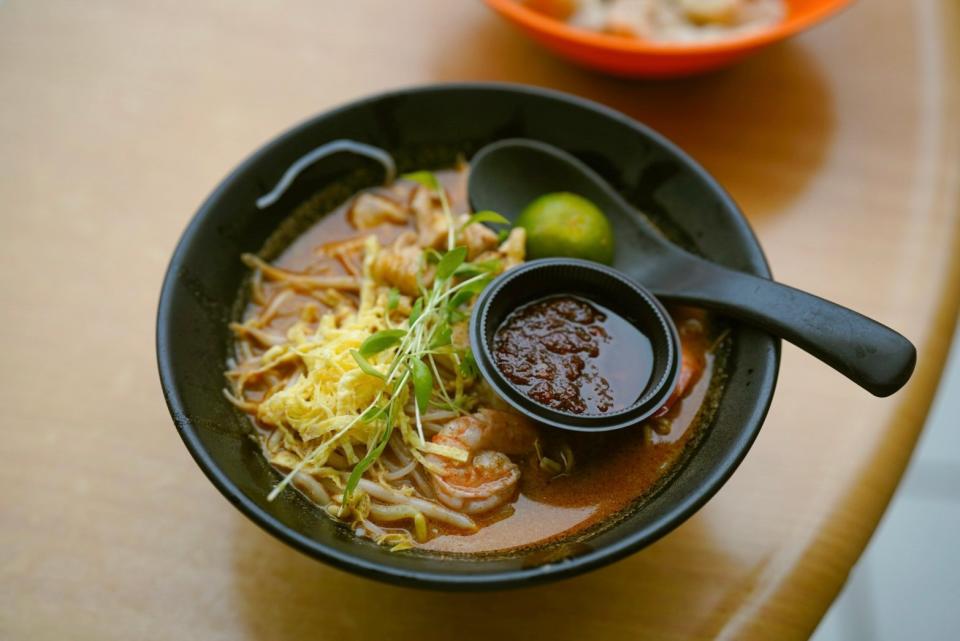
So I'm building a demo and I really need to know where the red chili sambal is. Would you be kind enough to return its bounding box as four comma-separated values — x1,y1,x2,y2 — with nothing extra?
492,295,653,415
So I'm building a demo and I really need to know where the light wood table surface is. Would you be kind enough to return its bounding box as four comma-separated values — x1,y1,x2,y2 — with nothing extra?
2,1,958,639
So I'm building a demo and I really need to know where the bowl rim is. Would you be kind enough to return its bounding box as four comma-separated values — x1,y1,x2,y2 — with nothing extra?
484,0,855,56
156,81,780,589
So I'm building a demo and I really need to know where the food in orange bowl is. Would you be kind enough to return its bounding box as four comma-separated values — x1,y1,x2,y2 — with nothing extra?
485,0,854,77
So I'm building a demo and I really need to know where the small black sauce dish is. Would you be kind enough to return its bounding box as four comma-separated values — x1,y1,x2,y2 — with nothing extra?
471,258,681,432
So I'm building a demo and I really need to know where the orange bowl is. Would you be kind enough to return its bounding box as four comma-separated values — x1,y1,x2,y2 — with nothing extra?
484,0,854,77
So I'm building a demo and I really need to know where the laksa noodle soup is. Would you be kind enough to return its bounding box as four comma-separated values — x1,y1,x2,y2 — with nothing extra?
224,161,730,554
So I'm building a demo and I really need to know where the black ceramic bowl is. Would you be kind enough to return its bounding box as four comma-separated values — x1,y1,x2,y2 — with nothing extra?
156,83,779,590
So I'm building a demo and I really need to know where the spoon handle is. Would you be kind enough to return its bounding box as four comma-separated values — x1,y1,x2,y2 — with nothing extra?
648,257,916,397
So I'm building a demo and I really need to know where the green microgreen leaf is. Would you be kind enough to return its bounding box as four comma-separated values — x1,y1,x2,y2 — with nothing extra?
446,309,467,324
497,228,510,243
408,297,424,326
453,259,501,278
415,268,427,296
351,350,386,380
435,246,468,281
447,288,476,310
344,398,397,503
410,358,433,413
360,404,387,423
402,171,440,191
358,329,407,357
458,350,479,379
464,274,494,293
448,276,494,313
423,248,442,265
429,325,452,350
386,288,399,311
460,210,510,230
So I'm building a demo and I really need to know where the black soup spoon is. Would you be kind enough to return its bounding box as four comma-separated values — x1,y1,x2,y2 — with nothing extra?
468,139,916,398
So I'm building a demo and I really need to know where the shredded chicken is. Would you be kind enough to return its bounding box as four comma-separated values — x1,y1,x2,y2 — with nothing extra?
410,186,449,250
372,231,434,296
502,228,527,268
348,193,408,230
457,213,500,260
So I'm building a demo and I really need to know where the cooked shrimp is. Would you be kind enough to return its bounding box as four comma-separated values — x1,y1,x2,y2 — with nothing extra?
426,409,537,514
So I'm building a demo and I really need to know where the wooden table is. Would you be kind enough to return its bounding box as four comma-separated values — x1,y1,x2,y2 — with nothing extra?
2,1,958,639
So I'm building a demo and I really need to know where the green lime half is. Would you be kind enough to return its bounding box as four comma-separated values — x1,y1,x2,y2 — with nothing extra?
515,192,615,265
